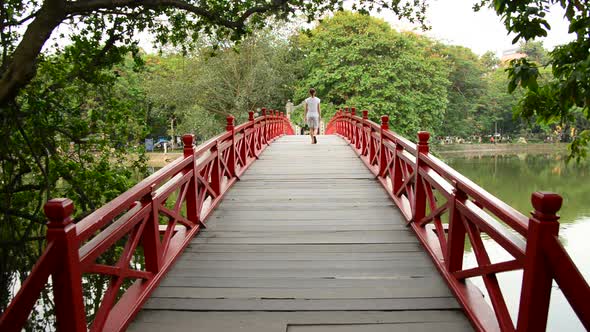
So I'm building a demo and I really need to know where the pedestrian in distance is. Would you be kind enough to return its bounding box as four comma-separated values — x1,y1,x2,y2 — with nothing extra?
304,88,321,144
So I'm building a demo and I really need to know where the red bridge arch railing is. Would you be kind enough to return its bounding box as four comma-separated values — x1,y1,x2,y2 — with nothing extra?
326,109,589,332
0,110,294,332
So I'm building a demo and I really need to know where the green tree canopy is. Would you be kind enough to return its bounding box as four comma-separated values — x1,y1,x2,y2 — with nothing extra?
141,31,298,141
292,11,449,138
436,45,486,137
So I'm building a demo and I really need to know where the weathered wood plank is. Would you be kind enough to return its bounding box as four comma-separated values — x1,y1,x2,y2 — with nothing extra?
158,276,448,288
143,297,462,311
150,286,454,299
184,243,424,253
129,311,472,332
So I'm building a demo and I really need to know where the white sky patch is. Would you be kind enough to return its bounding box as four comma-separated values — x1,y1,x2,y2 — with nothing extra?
373,0,575,56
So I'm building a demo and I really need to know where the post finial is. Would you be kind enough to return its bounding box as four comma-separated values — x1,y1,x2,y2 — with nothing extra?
182,134,194,147
531,192,562,221
44,198,74,227
183,134,195,157
248,111,254,121
380,115,389,130
226,115,235,131
417,131,430,153
362,110,368,119
418,131,430,145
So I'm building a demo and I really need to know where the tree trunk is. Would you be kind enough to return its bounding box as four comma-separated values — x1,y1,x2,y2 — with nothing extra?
0,1,66,107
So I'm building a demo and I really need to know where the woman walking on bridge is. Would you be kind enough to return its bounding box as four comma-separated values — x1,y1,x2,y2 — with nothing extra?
304,88,321,144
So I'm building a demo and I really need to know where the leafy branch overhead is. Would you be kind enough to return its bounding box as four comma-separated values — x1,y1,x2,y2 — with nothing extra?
0,0,428,107
476,0,590,161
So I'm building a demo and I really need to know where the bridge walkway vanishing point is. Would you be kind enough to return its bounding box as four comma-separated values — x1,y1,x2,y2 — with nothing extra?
129,135,472,331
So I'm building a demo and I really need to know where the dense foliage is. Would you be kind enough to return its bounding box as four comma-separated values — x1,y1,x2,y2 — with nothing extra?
141,31,297,141
0,41,149,322
291,12,449,138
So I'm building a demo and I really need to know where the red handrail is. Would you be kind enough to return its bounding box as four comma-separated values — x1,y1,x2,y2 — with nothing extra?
326,110,589,332
0,110,295,332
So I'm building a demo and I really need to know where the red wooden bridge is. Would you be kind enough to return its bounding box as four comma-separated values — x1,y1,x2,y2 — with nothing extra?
0,109,589,331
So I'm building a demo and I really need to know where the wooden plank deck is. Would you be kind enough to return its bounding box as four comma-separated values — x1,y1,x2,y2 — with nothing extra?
130,135,472,331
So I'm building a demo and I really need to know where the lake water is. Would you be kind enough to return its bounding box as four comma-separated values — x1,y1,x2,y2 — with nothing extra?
443,152,589,331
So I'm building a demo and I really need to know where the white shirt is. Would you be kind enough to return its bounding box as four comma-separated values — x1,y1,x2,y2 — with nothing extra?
305,97,320,117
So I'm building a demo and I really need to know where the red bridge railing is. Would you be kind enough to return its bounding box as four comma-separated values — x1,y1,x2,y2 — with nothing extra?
326,108,589,332
0,110,294,332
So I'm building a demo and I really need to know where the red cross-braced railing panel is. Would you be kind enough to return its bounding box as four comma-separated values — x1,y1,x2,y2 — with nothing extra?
0,110,294,332
326,109,589,332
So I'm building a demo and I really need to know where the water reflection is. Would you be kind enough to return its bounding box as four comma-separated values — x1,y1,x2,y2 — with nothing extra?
444,152,589,331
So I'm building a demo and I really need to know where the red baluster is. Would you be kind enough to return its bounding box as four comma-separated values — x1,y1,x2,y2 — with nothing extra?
249,111,256,158
183,135,200,226
345,109,351,140
362,110,369,156
391,140,403,192
261,108,268,143
353,108,362,150
280,112,285,135
378,115,389,177
226,115,236,177
412,131,430,223
446,181,467,272
210,143,221,195
45,199,87,331
350,111,356,146
517,192,562,332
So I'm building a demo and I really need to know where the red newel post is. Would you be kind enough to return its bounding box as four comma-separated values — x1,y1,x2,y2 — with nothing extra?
269,110,275,138
446,181,467,272
350,108,357,146
345,109,351,140
362,110,369,156
378,115,389,176
412,131,430,223
246,111,255,158
341,109,345,135
337,110,342,134
353,108,362,150
261,108,268,143
226,115,236,177
183,134,200,226
45,198,87,332
516,192,562,332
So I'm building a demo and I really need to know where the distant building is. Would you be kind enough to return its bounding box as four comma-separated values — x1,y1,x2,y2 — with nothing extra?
501,47,527,63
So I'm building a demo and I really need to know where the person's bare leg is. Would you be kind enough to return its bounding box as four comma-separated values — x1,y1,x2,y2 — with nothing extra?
309,126,315,143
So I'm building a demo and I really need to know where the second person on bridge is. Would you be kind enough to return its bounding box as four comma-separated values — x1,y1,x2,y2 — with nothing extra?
304,88,321,144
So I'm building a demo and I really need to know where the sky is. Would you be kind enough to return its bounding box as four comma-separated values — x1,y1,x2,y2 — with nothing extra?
373,0,575,56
